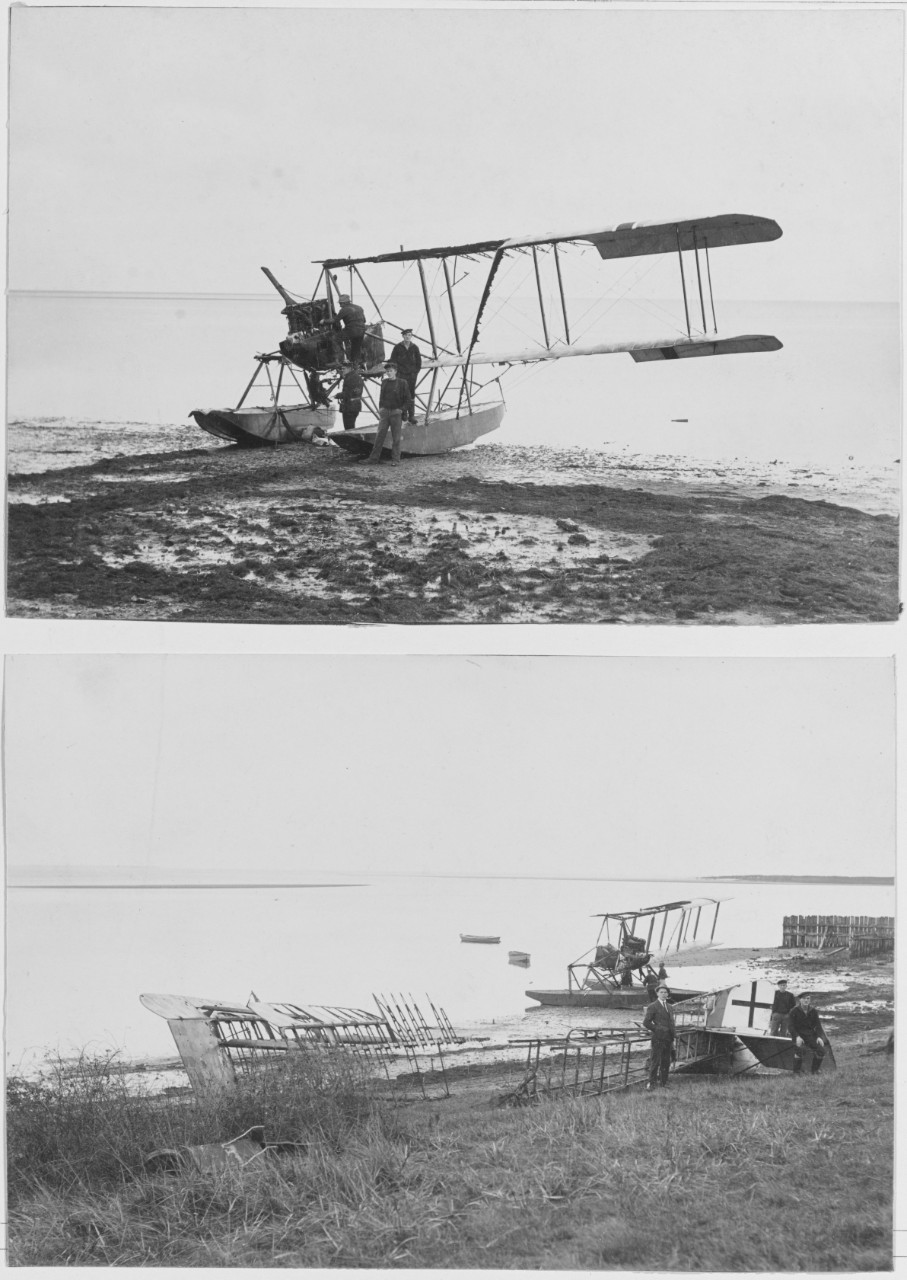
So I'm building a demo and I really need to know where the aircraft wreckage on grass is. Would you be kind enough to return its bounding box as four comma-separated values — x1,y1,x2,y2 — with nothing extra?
190,213,783,455
141,971,834,1108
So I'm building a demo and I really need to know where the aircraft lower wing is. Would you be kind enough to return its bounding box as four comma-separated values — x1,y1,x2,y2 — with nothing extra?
629,335,783,362
426,334,782,370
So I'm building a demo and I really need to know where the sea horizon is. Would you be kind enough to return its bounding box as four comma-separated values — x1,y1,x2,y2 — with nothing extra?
8,296,900,470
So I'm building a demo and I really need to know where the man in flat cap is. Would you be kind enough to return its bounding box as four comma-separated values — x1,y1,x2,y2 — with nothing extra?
389,328,421,424
334,293,368,366
367,362,413,466
769,979,796,1036
789,993,828,1074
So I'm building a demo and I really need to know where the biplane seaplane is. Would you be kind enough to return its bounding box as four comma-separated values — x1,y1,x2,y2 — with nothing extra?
526,898,723,1010
190,213,782,452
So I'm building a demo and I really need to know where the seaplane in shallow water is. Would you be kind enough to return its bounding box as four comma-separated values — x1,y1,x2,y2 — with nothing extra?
526,898,724,1010
190,214,783,454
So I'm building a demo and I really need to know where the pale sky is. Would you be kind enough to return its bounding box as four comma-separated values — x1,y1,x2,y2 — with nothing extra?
4,655,895,881
9,6,903,301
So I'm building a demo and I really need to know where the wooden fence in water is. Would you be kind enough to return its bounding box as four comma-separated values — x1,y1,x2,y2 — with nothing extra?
782,915,894,956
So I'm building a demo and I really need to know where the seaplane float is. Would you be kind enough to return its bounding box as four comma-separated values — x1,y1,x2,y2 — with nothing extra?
190,213,783,455
526,898,723,1010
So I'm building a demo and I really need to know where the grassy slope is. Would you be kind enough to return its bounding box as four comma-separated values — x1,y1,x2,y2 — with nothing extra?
7,1048,892,1269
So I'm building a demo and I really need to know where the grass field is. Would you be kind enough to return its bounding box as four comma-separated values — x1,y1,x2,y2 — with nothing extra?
6,1042,893,1269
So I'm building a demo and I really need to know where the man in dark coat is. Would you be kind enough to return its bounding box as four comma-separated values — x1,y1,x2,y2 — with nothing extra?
642,983,676,1089
336,362,364,431
769,979,796,1035
789,993,828,1074
367,363,413,465
389,329,421,423
334,294,368,366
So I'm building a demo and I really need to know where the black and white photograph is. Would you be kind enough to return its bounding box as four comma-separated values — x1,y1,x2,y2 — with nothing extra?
4,655,895,1268
6,5,901,625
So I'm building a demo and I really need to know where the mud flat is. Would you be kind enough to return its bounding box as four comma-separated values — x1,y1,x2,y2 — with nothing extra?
7,423,899,624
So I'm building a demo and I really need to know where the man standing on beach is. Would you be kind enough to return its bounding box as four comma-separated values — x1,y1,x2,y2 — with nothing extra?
643,983,676,1090
336,362,364,432
769,979,796,1035
367,363,412,466
789,992,828,1074
389,328,421,423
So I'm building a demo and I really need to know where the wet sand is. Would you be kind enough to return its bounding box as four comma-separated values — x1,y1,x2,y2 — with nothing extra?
7,420,899,624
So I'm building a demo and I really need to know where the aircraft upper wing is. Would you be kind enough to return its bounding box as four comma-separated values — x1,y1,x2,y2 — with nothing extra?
317,214,781,267
505,214,783,259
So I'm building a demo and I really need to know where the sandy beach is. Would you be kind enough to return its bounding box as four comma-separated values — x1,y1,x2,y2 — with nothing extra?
7,419,899,624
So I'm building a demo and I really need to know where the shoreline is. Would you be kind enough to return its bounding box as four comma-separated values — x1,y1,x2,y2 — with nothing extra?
7,424,899,625
8,418,900,517
16,949,891,1088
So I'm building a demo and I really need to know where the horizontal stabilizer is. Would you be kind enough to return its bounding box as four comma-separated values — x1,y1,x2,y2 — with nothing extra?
629,335,783,362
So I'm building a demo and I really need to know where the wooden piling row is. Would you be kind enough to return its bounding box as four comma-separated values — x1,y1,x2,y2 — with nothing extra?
781,914,894,954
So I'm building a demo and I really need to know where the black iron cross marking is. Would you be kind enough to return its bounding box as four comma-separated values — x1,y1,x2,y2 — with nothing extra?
731,981,774,1028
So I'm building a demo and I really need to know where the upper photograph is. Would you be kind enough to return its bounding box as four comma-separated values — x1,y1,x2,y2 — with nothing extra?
7,7,901,625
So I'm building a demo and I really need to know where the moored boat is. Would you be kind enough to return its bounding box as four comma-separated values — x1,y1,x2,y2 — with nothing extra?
461,934,501,944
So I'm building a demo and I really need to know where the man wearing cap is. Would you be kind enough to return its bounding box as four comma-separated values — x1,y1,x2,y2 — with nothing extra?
389,329,421,424
334,294,368,366
769,979,796,1036
642,983,676,1090
367,363,413,466
336,362,365,432
788,993,828,1074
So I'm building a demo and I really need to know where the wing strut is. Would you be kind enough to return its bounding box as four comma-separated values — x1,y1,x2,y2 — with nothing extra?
458,246,505,415
704,243,718,333
692,229,709,334
353,264,384,323
532,247,551,350
553,243,571,345
442,259,462,353
676,226,691,337
417,258,441,421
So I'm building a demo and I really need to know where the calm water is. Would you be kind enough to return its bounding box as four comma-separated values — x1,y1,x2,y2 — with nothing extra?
8,294,901,468
6,875,892,1071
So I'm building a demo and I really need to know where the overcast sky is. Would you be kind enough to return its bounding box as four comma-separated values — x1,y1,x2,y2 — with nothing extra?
9,6,902,301
5,655,895,881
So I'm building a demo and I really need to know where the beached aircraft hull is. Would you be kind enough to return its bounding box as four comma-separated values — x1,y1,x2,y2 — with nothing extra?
526,986,703,1009
329,402,504,458
191,404,335,448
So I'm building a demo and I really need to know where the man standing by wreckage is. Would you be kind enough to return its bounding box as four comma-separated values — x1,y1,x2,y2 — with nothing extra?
789,992,828,1074
334,294,368,366
367,362,412,466
390,328,421,423
643,982,676,1090
769,978,796,1035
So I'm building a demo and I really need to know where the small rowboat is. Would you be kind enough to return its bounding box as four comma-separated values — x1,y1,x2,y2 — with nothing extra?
508,951,531,968
460,934,500,945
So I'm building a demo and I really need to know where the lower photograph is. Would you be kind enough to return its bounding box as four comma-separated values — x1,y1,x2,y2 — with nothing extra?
4,654,895,1270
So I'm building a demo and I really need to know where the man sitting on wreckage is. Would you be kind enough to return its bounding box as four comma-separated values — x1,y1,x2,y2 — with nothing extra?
789,992,828,1074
